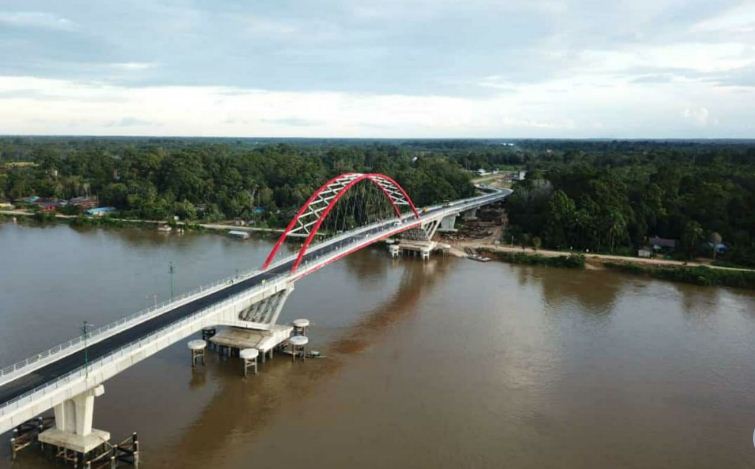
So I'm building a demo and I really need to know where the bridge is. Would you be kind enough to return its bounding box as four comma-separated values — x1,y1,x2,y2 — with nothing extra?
0,172,511,456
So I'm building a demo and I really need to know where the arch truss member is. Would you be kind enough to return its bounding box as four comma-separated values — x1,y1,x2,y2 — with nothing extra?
262,173,419,272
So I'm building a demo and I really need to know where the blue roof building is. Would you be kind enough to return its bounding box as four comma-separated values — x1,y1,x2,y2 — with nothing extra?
86,207,116,217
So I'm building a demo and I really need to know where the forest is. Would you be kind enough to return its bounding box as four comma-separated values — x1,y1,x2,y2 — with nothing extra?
0,138,475,228
503,140,755,267
1,137,754,266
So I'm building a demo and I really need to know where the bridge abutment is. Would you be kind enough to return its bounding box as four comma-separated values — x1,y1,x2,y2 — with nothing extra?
38,384,110,454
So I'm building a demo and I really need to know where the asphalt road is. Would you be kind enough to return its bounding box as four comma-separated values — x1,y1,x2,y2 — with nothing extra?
0,191,507,408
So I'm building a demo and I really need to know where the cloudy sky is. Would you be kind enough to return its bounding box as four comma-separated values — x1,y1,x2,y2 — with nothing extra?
0,0,753,138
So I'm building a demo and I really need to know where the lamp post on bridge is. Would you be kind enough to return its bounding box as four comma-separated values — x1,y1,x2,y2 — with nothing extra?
81,320,93,377
169,261,175,299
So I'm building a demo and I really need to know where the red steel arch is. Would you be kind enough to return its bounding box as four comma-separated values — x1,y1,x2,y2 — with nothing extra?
262,173,419,272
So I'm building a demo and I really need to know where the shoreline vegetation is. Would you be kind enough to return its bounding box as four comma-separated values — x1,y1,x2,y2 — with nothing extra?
0,209,283,236
4,211,754,290
475,245,755,289
479,248,586,268
2,138,754,287
603,262,755,289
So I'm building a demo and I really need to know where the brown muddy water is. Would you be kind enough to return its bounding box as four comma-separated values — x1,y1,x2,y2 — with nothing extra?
1,222,754,468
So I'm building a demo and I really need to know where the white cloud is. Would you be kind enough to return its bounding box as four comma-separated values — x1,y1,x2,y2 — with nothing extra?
0,11,76,31
682,107,712,126
0,1,753,137
692,3,755,34
0,74,751,138
579,43,754,75
109,62,156,71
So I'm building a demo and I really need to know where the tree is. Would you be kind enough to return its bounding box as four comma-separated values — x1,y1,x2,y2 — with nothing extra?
544,190,576,248
681,220,704,259
532,236,542,251
521,233,531,250
605,209,627,253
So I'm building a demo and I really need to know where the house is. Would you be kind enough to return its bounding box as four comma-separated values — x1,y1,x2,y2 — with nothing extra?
86,207,116,217
637,248,653,258
649,236,677,252
477,168,488,176
35,198,66,212
0,201,14,210
15,196,39,206
69,196,98,210
708,242,728,255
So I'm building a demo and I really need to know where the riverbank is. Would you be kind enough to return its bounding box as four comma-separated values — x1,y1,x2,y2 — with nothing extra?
602,262,755,289
0,209,291,237
455,241,753,271
478,248,585,268
460,241,755,289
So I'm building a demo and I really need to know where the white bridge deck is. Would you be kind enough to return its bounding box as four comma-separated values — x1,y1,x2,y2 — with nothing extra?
0,186,511,435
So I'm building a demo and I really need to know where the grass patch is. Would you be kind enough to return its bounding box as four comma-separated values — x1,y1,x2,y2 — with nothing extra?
69,216,128,228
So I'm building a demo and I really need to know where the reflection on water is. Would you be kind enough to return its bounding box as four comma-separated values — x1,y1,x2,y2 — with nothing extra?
155,258,450,467
516,264,623,315
1,222,755,469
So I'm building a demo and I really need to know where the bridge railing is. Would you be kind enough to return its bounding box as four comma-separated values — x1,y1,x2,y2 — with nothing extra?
0,270,292,420
0,187,510,390
0,266,264,383
0,217,416,415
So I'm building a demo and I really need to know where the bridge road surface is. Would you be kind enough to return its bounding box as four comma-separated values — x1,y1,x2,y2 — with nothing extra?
0,190,507,409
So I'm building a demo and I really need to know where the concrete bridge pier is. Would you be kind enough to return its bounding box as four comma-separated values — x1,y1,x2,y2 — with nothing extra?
38,384,110,454
437,214,458,233
462,208,478,221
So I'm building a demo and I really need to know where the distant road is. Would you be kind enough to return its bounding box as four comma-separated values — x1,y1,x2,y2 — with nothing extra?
454,241,755,273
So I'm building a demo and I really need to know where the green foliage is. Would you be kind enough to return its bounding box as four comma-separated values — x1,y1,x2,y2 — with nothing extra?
480,249,585,269
0,139,476,226
3,138,754,269
502,141,755,267
680,220,704,258
31,211,55,223
604,262,755,290
70,215,127,228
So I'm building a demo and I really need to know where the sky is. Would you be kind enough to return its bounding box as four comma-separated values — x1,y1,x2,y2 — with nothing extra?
0,0,753,138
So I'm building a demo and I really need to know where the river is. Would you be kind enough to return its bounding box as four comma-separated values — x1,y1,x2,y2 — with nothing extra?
1,221,754,468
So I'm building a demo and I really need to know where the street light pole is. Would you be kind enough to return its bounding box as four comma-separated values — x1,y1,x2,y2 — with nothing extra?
169,261,175,299
81,320,93,377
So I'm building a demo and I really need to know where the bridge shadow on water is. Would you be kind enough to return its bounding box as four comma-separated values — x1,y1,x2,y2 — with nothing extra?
150,256,454,467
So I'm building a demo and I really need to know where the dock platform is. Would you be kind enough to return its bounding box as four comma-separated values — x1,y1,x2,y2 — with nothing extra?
210,325,293,361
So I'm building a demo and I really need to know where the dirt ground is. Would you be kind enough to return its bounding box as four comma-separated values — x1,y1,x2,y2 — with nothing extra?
447,240,754,273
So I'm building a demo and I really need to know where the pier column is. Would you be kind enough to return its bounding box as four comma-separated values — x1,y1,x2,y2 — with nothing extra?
462,208,478,221
438,214,458,233
39,385,110,454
